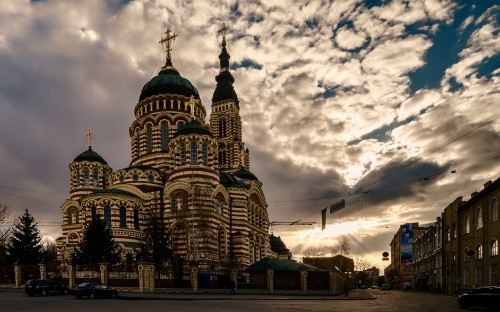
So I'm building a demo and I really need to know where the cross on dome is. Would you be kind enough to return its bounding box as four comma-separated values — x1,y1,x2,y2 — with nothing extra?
86,129,94,150
218,23,230,47
159,28,178,63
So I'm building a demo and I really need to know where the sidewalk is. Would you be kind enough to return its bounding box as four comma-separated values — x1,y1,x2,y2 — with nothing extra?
117,288,376,301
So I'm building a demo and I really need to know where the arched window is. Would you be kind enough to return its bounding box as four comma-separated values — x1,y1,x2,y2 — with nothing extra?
476,244,483,259
83,168,89,186
75,170,79,187
490,239,498,256
104,205,111,226
219,118,227,137
91,206,97,220
74,210,79,224
67,211,72,225
135,129,140,157
218,227,226,258
93,169,99,187
180,143,186,165
133,208,139,229
476,207,483,229
190,142,197,165
146,124,153,153
171,197,178,212
119,206,127,228
161,121,169,151
202,143,208,166
491,198,498,222
464,215,470,234
182,194,188,210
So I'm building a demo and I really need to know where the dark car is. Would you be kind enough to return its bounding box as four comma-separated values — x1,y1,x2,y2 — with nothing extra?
458,286,500,309
25,279,69,296
73,282,118,299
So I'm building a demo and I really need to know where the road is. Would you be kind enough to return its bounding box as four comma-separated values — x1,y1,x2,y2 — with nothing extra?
0,288,465,312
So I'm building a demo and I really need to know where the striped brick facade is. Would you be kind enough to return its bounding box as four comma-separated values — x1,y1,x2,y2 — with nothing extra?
57,33,271,271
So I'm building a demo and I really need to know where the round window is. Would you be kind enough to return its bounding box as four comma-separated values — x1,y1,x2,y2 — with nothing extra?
132,174,139,181
119,175,125,182
147,174,154,182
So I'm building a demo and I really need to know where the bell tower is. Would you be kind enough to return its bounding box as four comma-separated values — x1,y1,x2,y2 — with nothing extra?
210,23,250,172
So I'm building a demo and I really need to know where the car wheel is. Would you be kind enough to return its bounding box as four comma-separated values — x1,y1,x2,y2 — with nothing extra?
90,293,95,299
64,289,69,295
111,292,117,299
41,290,47,297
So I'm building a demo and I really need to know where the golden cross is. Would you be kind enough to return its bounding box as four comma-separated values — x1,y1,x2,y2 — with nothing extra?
86,129,94,150
159,28,177,62
218,23,230,46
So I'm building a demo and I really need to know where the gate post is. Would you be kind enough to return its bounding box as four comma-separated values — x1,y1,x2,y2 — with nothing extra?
39,263,47,279
300,268,308,294
138,262,155,292
266,269,274,294
13,264,21,288
67,264,75,289
99,262,109,285
190,261,199,293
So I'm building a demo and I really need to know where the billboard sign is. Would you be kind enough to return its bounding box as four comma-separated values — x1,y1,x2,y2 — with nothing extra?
400,224,413,265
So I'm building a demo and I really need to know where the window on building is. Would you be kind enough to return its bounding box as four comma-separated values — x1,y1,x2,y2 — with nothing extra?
452,223,457,239
490,239,498,256
476,244,483,260
475,267,483,285
83,168,89,186
447,227,451,241
93,169,99,187
67,211,72,225
171,197,177,212
202,143,208,166
464,215,470,234
463,268,470,286
133,208,139,229
75,170,79,187
119,206,127,228
476,207,483,229
104,205,111,226
182,194,188,210
74,210,79,224
135,129,140,157
161,122,169,151
491,198,498,222
190,142,197,165
180,143,186,165
146,124,153,153
490,264,497,285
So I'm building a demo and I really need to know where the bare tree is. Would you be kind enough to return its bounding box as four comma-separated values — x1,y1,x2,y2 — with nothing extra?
331,236,350,256
355,259,373,271
0,203,11,244
303,248,326,258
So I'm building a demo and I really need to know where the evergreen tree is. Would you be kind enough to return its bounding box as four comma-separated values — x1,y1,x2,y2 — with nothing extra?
137,210,173,269
6,209,44,265
74,216,120,266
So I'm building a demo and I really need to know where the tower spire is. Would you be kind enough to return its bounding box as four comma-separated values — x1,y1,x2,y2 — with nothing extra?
159,28,177,67
218,23,230,48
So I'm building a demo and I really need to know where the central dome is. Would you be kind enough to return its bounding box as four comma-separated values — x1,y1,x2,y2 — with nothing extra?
139,65,199,102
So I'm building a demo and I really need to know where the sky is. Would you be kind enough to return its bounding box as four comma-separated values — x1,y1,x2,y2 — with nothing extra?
0,0,499,271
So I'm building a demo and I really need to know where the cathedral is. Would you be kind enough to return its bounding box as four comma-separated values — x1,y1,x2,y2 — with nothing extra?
56,26,272,270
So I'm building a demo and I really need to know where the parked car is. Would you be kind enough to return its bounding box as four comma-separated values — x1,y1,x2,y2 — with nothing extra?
458,286,500,309
25,279,69,296
370,285,380,289
381,284,390,291
73,282,118,299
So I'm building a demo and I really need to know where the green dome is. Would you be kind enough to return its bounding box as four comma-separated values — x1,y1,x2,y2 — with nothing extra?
174,120,213,138
140,65,200,101
234,167,258,181
73,148,107,165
